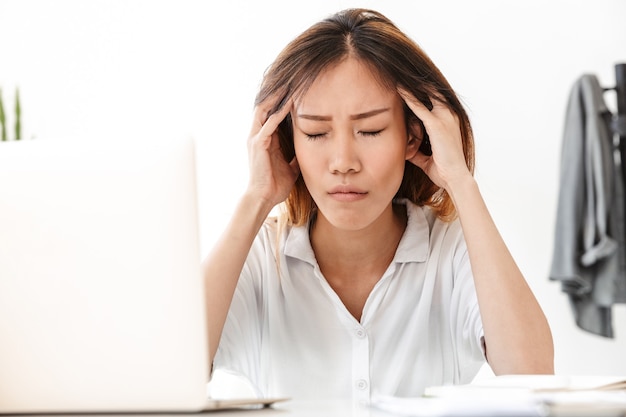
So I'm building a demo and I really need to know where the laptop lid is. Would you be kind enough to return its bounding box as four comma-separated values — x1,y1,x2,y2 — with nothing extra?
0,137,209,413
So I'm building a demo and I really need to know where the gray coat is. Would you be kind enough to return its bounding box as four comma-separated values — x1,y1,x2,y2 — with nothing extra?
550,74,626,338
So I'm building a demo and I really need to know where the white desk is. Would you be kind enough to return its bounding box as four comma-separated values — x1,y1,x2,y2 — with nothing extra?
11,397,625,417
20,400,397,417
202,397,626,417
205,400,389,416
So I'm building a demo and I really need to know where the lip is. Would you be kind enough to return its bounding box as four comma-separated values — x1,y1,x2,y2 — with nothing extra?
328,185,368,202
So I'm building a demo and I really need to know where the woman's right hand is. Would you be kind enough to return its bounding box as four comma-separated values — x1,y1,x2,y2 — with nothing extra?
246,96,300,210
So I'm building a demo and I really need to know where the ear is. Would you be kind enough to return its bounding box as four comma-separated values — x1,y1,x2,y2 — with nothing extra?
405,135,420,160
405,117,425,160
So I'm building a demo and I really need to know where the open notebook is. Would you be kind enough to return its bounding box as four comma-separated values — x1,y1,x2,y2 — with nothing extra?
372,375,626,417
0,137,286,413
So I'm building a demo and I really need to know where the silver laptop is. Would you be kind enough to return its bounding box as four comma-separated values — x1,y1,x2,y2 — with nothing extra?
0,138,285,413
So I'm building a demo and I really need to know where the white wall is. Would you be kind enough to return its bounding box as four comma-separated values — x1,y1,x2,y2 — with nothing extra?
1,0,625,377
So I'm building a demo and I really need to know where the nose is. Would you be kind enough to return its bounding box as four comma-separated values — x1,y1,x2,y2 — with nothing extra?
329,132,361,174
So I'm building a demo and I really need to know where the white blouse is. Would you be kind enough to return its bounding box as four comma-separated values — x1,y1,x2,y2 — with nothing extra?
213,199,485,403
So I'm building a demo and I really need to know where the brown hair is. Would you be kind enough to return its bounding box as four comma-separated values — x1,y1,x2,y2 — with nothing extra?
256,8,475,225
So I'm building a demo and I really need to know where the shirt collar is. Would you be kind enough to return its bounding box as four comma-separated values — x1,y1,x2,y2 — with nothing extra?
283,199,431,265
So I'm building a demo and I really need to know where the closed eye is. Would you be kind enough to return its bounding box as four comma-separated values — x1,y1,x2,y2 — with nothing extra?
305,132,327,141
303,130,383,140
360,130,383,137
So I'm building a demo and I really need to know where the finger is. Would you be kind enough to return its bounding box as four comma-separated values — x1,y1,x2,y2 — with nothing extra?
408,151,431,171
398,88,458,131
256,98,292,141
398,87,434,123
250,93,288,135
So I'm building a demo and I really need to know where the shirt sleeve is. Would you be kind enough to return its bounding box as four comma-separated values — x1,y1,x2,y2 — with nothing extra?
448,224,486,380
212,227,270,394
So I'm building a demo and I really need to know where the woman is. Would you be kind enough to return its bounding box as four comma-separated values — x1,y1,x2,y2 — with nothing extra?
203,8,553,402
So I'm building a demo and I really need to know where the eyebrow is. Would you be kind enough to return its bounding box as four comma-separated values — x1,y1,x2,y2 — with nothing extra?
296,107,390,121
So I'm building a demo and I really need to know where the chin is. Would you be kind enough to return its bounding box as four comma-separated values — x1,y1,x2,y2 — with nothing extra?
319,204,387,232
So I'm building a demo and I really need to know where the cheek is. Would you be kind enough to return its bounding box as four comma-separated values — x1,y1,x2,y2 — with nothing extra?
373,134,408,165
293,141,319,182
374,148,406,176
367,142,408,186
294,140,308,169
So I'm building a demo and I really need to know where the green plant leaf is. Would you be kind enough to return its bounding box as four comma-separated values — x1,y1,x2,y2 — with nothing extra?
0,88,6,141
15,88,21,141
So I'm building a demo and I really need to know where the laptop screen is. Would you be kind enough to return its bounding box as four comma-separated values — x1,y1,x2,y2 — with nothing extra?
0,137,209,413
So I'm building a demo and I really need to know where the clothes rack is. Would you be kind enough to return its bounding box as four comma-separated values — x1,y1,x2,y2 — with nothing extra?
550,63,626,338
611,63,626,180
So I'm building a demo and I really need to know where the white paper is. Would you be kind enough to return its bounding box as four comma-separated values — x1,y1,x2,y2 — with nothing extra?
371,394,546,417
370,375,626,417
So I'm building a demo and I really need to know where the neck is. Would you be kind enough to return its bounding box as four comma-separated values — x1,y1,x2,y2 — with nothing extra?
310,203,407,272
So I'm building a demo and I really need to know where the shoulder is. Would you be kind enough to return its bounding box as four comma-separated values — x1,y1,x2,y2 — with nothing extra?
408,200,466,256
250,216,310,260
247,216,282,255
402,199,463,239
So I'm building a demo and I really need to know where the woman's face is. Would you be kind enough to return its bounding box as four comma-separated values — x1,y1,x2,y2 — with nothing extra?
292,57,417,231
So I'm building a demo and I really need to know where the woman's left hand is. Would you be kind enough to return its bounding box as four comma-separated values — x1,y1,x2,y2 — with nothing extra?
398,88,471,192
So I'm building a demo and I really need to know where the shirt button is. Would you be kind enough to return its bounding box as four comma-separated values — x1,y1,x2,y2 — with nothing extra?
355,328,366,338
356,379,368,390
